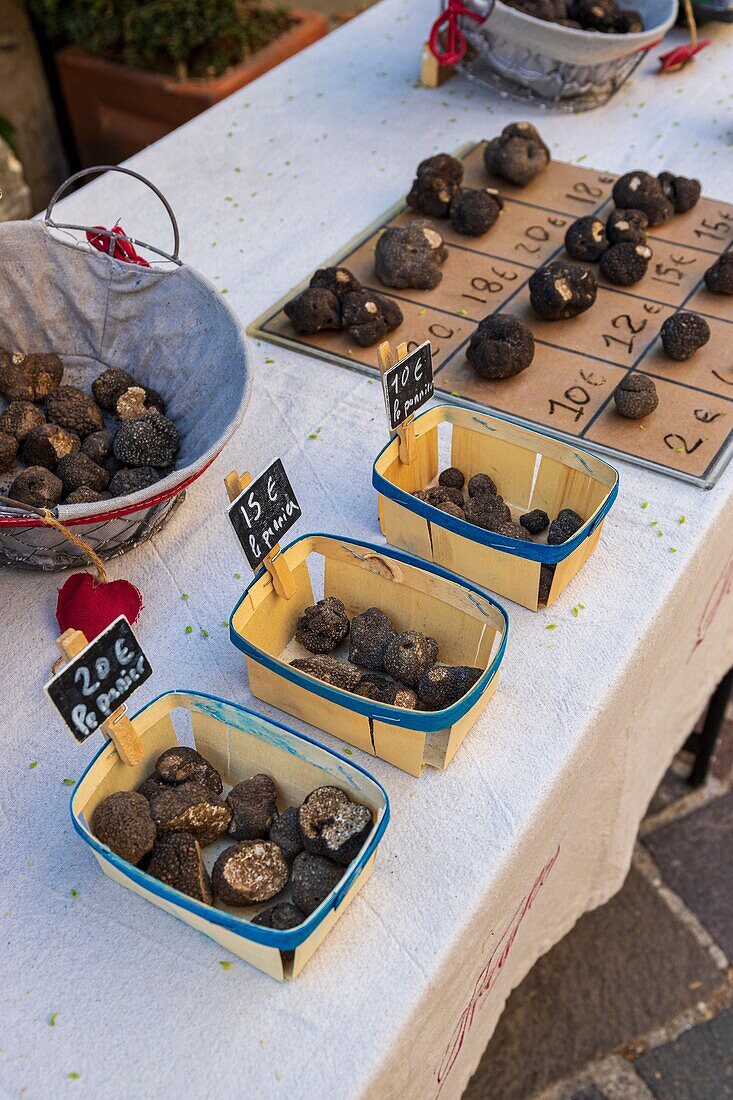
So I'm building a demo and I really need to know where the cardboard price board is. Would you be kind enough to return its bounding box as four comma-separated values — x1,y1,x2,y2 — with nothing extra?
45,616,152,742
250,143,733,489
382,341,434,430
228,458,302,571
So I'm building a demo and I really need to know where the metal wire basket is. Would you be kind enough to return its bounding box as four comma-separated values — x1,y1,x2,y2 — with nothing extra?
0,165,251,570
450,0,678,110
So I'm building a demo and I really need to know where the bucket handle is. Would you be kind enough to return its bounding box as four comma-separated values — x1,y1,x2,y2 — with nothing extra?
44,164,182,266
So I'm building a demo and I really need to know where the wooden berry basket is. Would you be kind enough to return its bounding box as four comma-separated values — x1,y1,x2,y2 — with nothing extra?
70,690,389,982
372,405,619,611
229,533,508,777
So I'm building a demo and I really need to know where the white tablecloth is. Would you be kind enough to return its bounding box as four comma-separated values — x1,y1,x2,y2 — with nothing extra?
1,5,732,1097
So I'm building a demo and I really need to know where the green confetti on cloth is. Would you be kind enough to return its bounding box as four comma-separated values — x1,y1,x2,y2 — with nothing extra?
219,960,234,970
185,626,193,635
29,760,38,769
49,1013,58,1027
62,779,76,787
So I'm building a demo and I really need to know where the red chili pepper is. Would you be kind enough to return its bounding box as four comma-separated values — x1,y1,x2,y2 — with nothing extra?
86,222,151,267
429,0,486,66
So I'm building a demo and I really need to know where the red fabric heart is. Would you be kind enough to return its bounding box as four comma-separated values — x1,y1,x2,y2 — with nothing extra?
659,39,711,71
56,572,143,641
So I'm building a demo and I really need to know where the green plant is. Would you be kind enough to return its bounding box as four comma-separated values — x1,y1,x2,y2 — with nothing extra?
29,0,292,79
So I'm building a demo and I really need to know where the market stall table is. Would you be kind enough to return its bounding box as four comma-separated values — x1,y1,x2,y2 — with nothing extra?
1,2,732,1096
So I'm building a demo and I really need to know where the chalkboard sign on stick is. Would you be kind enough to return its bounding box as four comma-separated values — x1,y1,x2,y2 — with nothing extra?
45,617,150,764
378,340,434,465
225,461,299,599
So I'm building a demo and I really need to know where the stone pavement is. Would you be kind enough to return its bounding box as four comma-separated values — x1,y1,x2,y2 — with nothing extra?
465,701,733,1100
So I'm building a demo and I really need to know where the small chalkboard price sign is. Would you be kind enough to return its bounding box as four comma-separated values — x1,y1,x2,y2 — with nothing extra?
45,615,152,744
381,340,433,432
225,460,300,600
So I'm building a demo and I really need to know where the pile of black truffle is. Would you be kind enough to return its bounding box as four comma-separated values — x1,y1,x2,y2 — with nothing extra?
289,597,483,711
0,352,180,509
284,266,403,346
412,466,586,603
91,745,373,929
503,0,644,33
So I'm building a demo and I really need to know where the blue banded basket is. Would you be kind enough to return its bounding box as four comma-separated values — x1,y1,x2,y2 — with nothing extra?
230,533,509,776
71,690,389,981
373,405,619,611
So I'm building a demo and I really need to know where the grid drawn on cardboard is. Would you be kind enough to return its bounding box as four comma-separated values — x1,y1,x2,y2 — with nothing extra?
250,144,733,488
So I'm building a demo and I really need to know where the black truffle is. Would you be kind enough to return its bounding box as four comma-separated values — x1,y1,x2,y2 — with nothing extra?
149,781,231,847
299,786,372,865
115,386,165,421
341,290,403,347
407,153,464,217
0,400,45,441
56,451,111,495
82,430,115,466
348,606,396,670
295,596,350,654
415,484,465,508
436,500,465,520
571,0,617,29
0,430,18,472
356,672,418,709
0,351,63,402
310,266,362,299
495,520,532,541
468,472,497,498
599,242,652,286
417,664,483,709
529,261,597,320
606,208,648,245
464,494,511,531
564,216,609,262
613,8,644,30
92,367,136,411
383,630,439,687
252,902,305,930
439,467,465,490
660,312,710,361
148,832,213,904
152,746,223,794
290,656,362,692
113,412,179,468
539,563,555,604
466,314,535,379
46,385,104,438
8,465,63,508
269,807,304,863
614,373,659,419
291,851,343,915
520,508,550,534
227,773,278,840
484,122,550,186
704,254,733,296
63,487,112,506
284,287,341,334
109,466,162,497
547,508,585,544
612,172,674,226
212,841,289,906
375,220,448,290
22,424,80,470
657,172,701,214
91,791,156,864
448,188,503,236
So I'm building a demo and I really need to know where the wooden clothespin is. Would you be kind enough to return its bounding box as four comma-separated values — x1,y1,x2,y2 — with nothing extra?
225,470,296,600
55,628,145,766
421,41,455,88
378,340,418,466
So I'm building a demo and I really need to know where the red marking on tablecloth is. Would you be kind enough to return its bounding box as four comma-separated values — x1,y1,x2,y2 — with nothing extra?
434,843,560,1094
688,553,733,663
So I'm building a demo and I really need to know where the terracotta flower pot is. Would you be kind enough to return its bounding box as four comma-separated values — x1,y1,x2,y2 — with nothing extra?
55,9,329,166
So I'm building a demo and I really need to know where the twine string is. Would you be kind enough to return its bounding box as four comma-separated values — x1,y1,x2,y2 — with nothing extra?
0,495,108,583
